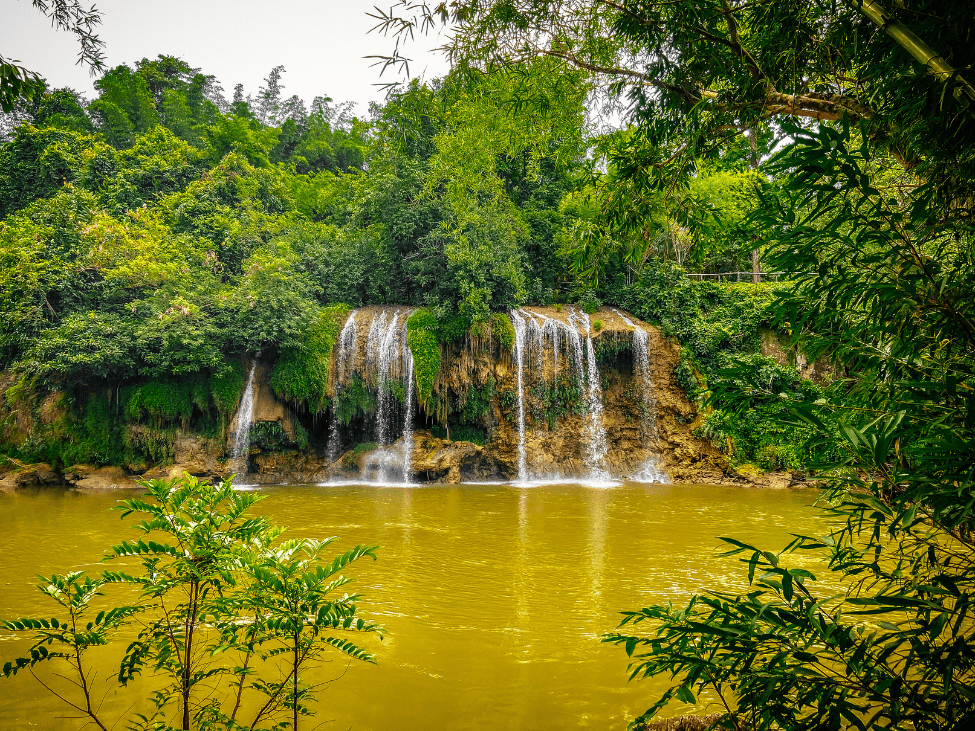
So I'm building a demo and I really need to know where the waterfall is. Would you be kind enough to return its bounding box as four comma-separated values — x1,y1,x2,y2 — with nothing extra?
574,309,610,481
326,308,417,485
560,311,588,403
374,310,402,451
509,310,529,483
327,310,358,463
612,309,666,482
336,309,359,386
365,311,388,378
231,360,258,480
512,307,603,481
401,320,415,483
612,308,657,445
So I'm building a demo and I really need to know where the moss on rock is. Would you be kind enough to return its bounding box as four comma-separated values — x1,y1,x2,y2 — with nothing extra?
270,303,351,413
407,309,441,408
490,312,515,351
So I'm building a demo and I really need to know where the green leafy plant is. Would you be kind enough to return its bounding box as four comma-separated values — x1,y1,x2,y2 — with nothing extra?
578,289,601,315
490,312,515,350
406,309,441,408
336,374,377,426
249,419,293,452
1,474,382,731
1,573,139,731
271,304,351,413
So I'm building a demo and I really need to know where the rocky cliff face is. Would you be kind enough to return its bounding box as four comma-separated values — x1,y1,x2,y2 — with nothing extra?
227,305,737,486
1,306,757,490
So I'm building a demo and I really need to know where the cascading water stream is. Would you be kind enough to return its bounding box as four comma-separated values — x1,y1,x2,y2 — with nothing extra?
612,308,656,445
324,308,420,485
231,360,258,481
327,310,358,464
374,311,402,450
561,311,588,400
573,309,610,481
509,310,529,483
612,308,667,482
401,320,415,483
524,309,565,379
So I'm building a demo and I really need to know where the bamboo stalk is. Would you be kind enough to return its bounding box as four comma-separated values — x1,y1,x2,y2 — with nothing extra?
853,0,975,109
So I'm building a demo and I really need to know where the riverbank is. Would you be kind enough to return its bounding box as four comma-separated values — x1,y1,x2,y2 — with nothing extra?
0,455,807,492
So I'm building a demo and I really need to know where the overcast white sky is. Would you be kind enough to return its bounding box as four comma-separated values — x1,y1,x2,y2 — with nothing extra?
2,0,451,114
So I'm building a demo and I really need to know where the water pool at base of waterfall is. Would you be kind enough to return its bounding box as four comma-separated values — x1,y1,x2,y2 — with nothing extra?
0,483,826,730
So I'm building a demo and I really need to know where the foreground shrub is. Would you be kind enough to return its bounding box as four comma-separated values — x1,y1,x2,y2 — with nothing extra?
1,474,381,730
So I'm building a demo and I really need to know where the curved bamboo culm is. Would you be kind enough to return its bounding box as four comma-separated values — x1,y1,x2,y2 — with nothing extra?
853,0,975,112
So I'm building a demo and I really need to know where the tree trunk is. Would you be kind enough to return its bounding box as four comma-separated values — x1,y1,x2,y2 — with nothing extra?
747,130,762,283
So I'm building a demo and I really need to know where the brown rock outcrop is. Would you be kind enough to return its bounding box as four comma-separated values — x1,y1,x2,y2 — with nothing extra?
64,464,139,490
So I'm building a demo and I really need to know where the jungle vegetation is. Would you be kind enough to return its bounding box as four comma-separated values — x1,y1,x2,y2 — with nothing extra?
4,1,975,728
0,48,790,471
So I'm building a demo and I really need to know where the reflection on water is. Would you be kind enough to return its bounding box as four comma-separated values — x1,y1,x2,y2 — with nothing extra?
0,483,825,730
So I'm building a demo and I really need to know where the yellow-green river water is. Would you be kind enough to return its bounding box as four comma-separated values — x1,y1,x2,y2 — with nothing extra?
0,482,826,730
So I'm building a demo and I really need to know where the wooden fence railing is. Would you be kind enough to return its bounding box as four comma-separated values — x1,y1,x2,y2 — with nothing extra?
685,271,789,282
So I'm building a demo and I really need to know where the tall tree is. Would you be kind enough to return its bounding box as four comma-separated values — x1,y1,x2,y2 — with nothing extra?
255,65,286,126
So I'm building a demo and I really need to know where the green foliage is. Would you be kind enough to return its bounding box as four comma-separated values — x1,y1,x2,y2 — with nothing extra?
336,374,377,426
490,312,515,350
210,360,245,416
231,245,320,352
607,109,975,729
578,289,601,315
461,378,495,425
593,333,629,367
609,264,811,465
0,126,107,218
123,425,177,465
248,420,292,453
529,373,585,429
406,309,441,408
0,386,127,468
123,373,214,427
672,348,704,404
434,312,472,344
1,475,381,731
294,420,309,451
270,304,351,412
432,424,486,445
1,572,140,731
498,388,516,421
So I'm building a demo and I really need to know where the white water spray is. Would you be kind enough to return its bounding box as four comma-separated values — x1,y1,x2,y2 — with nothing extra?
375,311,402,449
574,309,610,481
327,310,358,463
401,321,415,483
326,309,417,485
509,310,529,483
231,360,257,479
612,308,657,445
